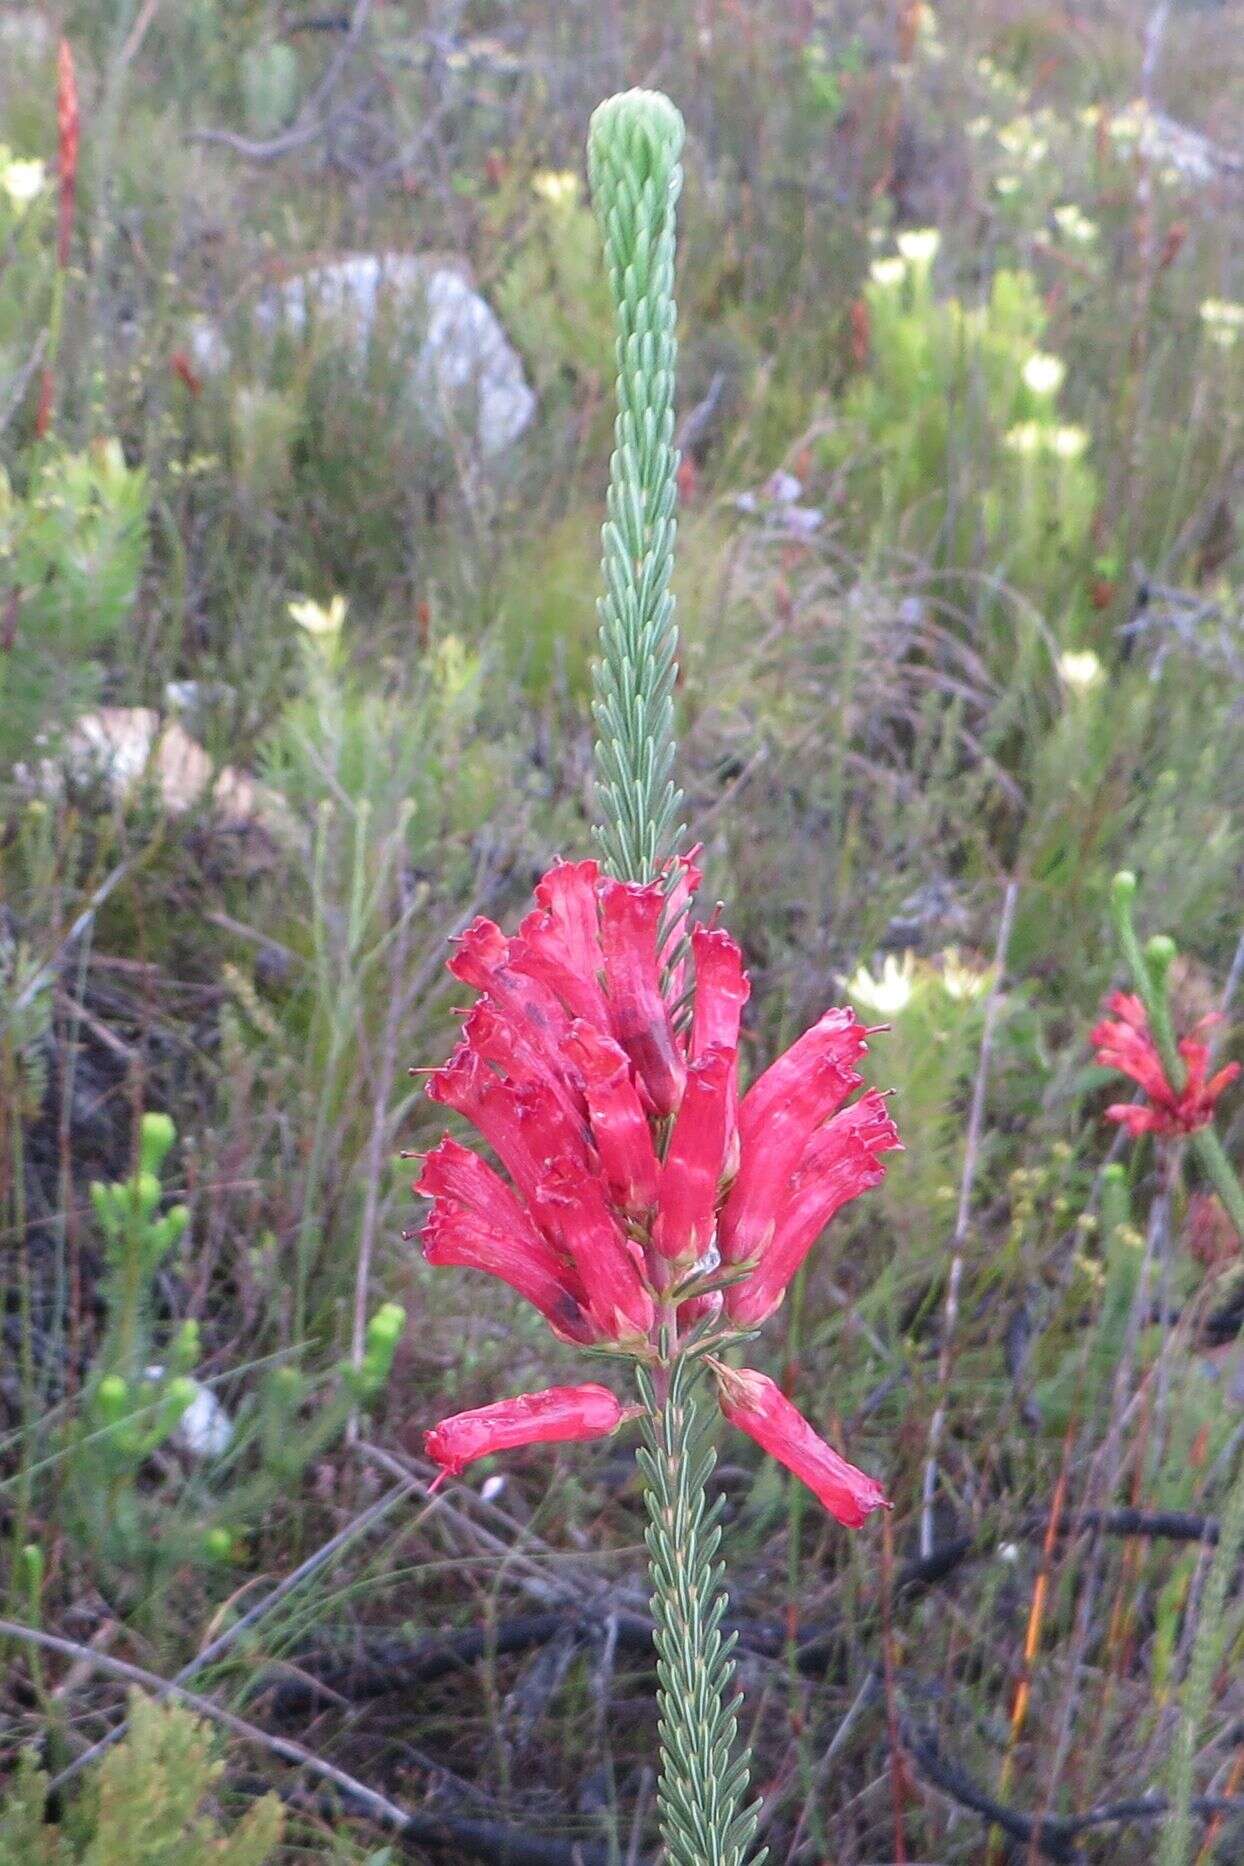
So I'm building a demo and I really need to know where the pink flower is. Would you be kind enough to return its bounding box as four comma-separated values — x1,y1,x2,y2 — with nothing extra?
1091,990,1240,1139
412,857,898,1516
426,1384,625,1476
712,1364,889,1527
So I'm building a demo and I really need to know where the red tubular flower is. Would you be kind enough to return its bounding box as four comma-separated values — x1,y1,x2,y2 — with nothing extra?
564,1020,661,1215
726,1089,901,1326
413,858,898,1513
599,878,687,1115
56,38,79,270
414,1141,595,1344
653,1047,732,1260
712,1365,889,1527
1091,990,1240,1139
426,1384,625,1476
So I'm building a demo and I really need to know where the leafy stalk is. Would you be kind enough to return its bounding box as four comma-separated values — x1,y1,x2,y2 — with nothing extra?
588,89,685,884
589,90,761,1863
637,1360,764,1866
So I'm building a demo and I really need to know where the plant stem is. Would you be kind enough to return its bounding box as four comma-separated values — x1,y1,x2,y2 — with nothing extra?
1191,1127,1244,1243
1159,1445,1244,1866
589,89,761,1864
637,1359,763,1866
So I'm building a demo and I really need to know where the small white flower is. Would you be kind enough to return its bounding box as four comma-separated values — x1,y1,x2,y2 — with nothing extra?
178,1383,234,1458
1058,648,1103,693
848,951,916,1016
1,155,47,210
997,1541,1021,1564
1023,352,1066,398
870,256,906,289
895,227,940,266
994,173,1022,198
288,594,348,636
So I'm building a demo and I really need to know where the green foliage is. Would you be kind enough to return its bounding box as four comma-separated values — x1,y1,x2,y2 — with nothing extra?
847,949,996,1223
0,441,150,768
494,173,613,392
240,42,299,139
0,1693,282,1865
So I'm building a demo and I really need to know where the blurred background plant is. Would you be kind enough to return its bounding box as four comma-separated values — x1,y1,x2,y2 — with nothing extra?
0,0,1242,1860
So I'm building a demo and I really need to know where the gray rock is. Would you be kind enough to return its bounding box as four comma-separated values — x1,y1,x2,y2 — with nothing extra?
188,254,535,461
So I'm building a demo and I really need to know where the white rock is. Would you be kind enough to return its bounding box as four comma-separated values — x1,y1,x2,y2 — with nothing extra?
26,706,299,849
187,254,535,461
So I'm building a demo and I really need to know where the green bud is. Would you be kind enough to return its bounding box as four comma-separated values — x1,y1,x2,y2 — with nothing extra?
139,1111,177,1175
21,1543,44,1598
90,1180,120,1239
96,1374,129,1423
203,1526,234,1563
170,1318,201,1372
135,1171,162,1220
266,1365,304,1411
1145,934,1177,974
1111,870,1137,910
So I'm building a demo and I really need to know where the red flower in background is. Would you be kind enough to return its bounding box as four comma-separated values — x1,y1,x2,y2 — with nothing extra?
56,38,79,270
414,857,899,1526
1091,990,1239,1139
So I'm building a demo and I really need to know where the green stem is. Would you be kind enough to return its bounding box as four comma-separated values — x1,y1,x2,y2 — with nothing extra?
1158,1445,1244,1866
1191,1127,1244,1243
637,1360,764,1866
589,90,761,1863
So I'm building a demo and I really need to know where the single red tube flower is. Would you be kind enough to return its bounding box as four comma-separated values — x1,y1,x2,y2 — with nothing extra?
56,39,79,270
412,856,898,1517
712,1364,890,1527
1091,990,1240,1139
425,1384,625,1477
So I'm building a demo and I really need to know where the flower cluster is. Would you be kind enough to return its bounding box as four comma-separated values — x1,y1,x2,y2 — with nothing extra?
1091,990,1240,1139
413,857,900,1525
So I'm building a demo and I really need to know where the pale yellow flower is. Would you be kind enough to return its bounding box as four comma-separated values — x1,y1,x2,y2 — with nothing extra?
1,154,46,210
895,227,940,266
531,169,580,209
288,594,348,636
1052,425,1088,460
1058,648,1104,693
1004,421,1043,457
1053,202,1097,244
1023,352,1066,398
869,256,906,289
1200,299,1244,348
847,951,916,1016
940,948,994,1002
